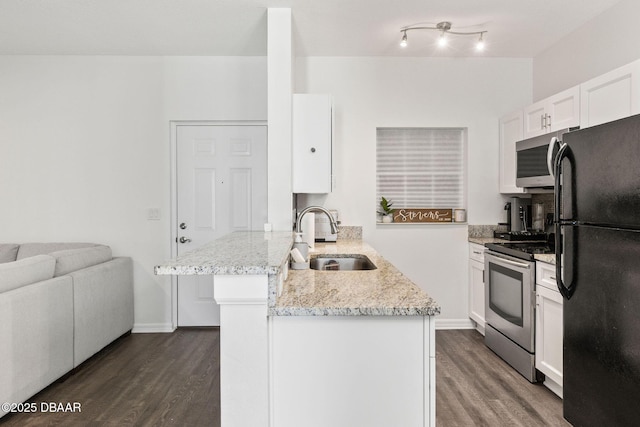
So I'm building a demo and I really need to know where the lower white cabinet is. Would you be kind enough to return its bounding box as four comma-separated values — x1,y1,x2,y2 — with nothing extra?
271,315,436,427
469,243,485,335
535,261,563,398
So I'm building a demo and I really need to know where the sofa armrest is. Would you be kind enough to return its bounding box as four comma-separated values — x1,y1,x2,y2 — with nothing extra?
69,257,134,367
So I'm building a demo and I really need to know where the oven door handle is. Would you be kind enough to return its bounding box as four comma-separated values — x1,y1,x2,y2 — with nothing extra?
487,253,531,269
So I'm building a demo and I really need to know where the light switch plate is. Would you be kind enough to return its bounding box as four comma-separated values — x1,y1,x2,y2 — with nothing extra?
147,207,161,220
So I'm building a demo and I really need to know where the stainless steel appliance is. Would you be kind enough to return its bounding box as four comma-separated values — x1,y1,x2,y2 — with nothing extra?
484,241,553,382
554,114,640,425
507,197,531,232
515,128,573,188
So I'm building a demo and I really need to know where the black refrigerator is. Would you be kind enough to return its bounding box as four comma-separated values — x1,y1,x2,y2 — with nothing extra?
554,113,640,426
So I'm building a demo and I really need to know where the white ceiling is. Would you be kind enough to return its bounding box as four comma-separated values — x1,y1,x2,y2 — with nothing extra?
0,0,622,57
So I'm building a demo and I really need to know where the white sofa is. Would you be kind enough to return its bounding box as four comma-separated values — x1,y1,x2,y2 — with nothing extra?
0,243,133,418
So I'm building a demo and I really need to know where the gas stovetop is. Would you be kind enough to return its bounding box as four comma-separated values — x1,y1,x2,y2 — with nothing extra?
485,241,555,261
493,230,549,241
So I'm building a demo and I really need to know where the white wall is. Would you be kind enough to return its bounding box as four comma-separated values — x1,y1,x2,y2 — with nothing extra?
295,57,532,326
533,0,640,100
0,55,266,331
267,8,294,231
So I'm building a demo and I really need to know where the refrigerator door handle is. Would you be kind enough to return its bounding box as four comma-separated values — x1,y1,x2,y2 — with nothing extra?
547,136,560,177
554,142,576,300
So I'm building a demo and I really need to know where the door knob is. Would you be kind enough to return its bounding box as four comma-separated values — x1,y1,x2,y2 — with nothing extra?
179,236,192,243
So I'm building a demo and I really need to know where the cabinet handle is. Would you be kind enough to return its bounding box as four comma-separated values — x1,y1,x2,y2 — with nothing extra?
550,276,556,281
547,113,552,128
473,251,482,255
310,147,316,153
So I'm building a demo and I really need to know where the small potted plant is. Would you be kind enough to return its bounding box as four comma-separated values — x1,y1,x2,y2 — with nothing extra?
378,196,395,223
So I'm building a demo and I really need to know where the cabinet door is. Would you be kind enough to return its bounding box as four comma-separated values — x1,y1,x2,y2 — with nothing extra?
292,94,333,193
580,59,640,128
499,110,525,194
523,100,547,139
536,285,563,389
546,85,580,131
469,259,485,333
469,243,486,334
523,86,580,138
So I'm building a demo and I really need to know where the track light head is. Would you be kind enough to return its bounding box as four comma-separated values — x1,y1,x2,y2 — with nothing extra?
400,31,407,48
476,33,485,51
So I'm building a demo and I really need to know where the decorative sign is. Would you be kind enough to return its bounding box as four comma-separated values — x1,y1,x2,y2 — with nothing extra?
393,208,453,223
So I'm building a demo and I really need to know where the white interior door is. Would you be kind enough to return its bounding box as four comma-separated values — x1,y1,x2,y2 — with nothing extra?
176,124,267,326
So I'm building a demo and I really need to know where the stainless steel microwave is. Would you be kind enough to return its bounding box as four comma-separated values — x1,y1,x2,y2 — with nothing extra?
515,128,574,188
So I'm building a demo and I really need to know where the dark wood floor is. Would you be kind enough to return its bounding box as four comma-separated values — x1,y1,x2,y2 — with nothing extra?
1,328,568,426
436,329,569,426
0,328,221,427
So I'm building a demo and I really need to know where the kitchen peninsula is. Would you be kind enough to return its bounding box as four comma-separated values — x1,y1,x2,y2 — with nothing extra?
155,231,440,427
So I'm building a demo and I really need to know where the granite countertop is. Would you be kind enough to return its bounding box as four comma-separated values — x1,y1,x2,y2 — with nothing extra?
272,240,441,317
154,231,293,276
468,237,504,245
534,254,555,264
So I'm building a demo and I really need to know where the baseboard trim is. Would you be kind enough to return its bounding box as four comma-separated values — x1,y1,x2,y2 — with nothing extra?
435,318,476,330
133,320,476,333
132,323,176,333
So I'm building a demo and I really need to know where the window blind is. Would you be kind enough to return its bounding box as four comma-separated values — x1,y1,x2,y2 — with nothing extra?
376,127,466,209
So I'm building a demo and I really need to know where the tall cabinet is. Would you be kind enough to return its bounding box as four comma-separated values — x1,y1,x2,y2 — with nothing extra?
498,110,525,194
292,94,333,194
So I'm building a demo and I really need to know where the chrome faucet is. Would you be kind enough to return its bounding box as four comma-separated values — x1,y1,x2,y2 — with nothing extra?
296,206,339,235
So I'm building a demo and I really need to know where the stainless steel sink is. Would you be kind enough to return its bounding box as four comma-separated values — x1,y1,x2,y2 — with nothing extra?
309,254,377,271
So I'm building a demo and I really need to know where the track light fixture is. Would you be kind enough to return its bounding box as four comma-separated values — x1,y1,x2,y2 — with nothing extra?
399,21,487,52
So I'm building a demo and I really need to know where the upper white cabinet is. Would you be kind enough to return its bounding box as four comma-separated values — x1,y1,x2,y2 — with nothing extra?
535,261,563,398
523,85,580,138
468,243,486,335
580,59,640,128
292,94,333,193
499,110,525,194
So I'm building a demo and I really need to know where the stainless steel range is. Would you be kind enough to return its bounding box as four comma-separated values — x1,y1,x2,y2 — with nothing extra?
483,240,554,382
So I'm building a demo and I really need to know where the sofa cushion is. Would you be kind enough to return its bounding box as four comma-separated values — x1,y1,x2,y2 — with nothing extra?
0,255,56,293
16,242,99,260
51,245,113,277
0,244,19,263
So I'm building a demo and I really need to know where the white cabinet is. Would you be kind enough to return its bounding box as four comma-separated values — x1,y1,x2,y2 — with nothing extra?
292,94,333,193
580,59,640,128
499,110,525,194
272,315,436,427
469,243,486,335
535,261,563,398
523,85,580,138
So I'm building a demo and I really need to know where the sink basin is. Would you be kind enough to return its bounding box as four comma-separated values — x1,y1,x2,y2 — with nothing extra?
309,254,377,271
